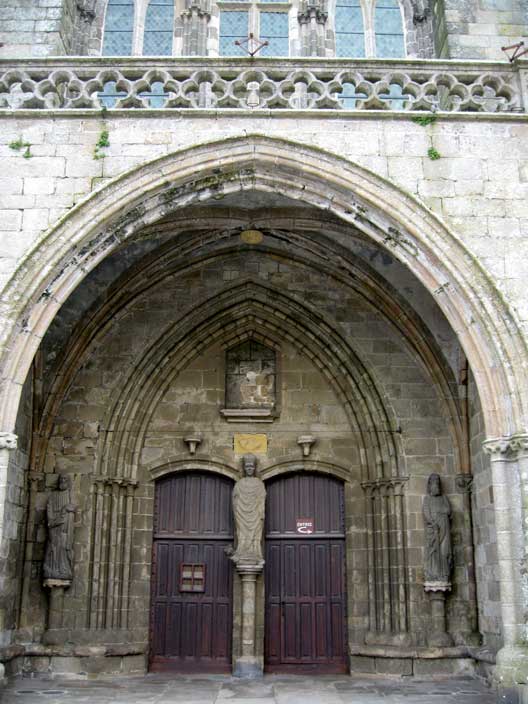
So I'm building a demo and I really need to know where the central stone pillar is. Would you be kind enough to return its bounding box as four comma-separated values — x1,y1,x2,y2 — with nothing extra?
234,564,263,677
229,454,266,678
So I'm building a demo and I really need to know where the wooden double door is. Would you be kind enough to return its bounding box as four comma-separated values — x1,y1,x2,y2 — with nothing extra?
265,473,348,673
149,472,234,672
150,470,347,674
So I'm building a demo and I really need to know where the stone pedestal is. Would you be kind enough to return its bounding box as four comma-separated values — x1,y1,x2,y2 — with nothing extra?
233,564,263,678
424,582,453,647
44,579,70,630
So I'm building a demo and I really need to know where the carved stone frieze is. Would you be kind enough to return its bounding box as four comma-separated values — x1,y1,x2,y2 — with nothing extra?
0,61,521,113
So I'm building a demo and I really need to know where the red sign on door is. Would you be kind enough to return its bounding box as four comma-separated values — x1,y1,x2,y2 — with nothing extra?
296,518,314,535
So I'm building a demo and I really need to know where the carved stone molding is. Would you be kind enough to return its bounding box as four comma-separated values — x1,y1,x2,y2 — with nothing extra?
483,433,528,460
0,432,17,450
362,476,409,497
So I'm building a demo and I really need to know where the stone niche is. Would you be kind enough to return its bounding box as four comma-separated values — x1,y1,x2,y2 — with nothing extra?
221,340,279,422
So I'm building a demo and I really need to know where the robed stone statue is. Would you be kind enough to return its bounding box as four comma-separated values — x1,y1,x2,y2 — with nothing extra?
423,473,453,585
43,475,76,585
231,454,266,567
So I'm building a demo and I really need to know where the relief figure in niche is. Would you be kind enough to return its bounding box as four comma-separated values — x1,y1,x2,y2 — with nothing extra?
423,473,453,584
230,454,266,566
226,340,276,409
43,475,76,584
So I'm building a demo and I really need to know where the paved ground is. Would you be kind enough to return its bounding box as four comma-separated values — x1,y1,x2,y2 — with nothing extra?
1,674,497,703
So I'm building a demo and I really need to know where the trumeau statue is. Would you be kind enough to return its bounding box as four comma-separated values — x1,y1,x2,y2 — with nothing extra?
43,475,76,585
231,454,266,567
423,473,453,585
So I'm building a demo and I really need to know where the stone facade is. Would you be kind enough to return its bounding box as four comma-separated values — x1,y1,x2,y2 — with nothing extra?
1,0,528,702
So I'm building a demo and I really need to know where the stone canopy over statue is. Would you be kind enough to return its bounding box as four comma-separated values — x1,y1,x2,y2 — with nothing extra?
230,454,266,568
43,475,76,587
423,472,453,588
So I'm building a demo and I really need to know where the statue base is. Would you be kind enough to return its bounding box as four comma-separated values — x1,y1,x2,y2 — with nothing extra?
233,655,263,678
43,579,71,589
424,581,451,592
425,585,453,648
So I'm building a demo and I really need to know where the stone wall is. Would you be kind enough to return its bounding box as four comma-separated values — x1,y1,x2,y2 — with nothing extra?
0,0,76,59
442,0,528,60
0,114,527,323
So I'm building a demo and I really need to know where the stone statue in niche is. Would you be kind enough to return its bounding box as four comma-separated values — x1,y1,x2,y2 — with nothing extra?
423,473,453,585
43,475,76,586
230,454,266,567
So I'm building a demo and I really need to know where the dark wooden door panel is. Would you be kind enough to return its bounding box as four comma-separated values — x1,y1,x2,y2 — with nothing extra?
265,473,344,537
264,472,347,674
150,472,234,673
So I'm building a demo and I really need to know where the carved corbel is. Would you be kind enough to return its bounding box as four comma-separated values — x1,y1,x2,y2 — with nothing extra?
0,432,18,450
297,435,316,457
184,435,202,455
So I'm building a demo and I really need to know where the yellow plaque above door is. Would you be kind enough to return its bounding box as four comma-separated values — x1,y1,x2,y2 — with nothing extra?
234,433,268,455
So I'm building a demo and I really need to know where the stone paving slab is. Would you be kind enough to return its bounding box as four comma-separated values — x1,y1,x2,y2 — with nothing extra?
0,674,497,704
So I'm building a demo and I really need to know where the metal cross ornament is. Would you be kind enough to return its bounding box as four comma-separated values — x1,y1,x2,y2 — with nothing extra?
235,33,269,57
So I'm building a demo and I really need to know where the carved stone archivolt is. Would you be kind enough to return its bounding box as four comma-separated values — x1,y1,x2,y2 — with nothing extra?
362,477,409,642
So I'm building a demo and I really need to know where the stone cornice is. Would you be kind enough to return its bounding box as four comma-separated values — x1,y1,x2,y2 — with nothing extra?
0,432,17,450
483,433,528,460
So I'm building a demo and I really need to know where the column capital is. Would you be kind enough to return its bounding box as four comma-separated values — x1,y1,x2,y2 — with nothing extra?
455,473,473,493
0,432,17,451
483,433,528,460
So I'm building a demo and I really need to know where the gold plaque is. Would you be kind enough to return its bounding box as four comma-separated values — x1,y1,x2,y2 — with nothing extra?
240,229,264,245
234,433,267,455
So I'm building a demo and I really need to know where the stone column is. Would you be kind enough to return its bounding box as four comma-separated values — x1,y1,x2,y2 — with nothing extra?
233,564,263,677
45,580,70,630
0,431,18,659
483,435,528,700
298,0,327,57
181,0,211,56
455,474,480,645
424,585,453,647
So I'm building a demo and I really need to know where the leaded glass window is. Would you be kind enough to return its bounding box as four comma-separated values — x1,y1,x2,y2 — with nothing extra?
374,0,405,58
219,10,249,56
260,11,289,56
143,0,174,55
102,0,134,56
219,2,289,56
335,0,365,58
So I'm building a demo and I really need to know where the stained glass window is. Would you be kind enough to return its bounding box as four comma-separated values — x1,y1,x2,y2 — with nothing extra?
260,11,289,56
143,0,174,55
102,0,134,56
375,0,405,58
219,10,249,56
335,0,365,58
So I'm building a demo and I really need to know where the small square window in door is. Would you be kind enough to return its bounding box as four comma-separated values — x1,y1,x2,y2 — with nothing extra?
180,563,206,592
